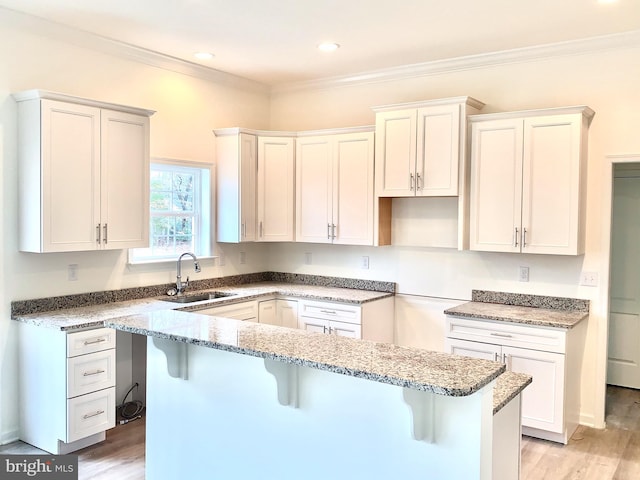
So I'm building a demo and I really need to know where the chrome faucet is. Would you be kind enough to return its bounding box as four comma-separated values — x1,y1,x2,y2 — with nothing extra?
176,252,201,294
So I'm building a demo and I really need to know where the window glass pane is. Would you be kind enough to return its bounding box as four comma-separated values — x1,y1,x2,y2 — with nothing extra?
150,170,173,191
172,192,194,213
150,191,171,211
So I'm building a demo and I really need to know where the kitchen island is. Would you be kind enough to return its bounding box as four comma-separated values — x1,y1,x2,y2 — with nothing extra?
105,309,527,480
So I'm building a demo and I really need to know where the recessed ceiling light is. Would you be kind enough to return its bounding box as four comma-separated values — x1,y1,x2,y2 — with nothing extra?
194,52,214,60
318,42,340,53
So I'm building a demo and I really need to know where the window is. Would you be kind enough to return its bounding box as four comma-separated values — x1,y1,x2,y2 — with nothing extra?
129,159,212,263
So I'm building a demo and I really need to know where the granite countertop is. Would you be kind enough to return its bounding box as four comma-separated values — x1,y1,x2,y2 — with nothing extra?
104,309,505,398
12,282,393,331
444,290,589,329
493,372,532,414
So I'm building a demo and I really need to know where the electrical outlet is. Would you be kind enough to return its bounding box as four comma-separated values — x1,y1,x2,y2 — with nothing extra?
68,264,78,281
519,266,529,282
218,254,226,266
305,252,312,265
580,271,599,287
239,252,246,264
361,256,370,269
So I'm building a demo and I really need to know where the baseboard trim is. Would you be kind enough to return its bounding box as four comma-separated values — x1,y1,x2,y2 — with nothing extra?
1,429,20,446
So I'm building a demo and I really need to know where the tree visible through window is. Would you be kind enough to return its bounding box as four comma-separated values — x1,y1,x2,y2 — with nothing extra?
129,160,212,262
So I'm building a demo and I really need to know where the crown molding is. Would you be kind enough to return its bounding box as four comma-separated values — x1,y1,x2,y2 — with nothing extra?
0,6,269,94
3,6,639,97
272,29,640,94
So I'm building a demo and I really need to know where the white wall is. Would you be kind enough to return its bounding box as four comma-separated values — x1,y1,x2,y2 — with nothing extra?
268,45,640,428
0,14,272,442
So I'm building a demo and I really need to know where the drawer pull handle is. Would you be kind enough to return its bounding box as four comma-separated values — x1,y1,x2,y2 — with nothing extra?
490,332,514,338
83,410,104,419
84,338,107,345
83,369,105,377
320,310,337,315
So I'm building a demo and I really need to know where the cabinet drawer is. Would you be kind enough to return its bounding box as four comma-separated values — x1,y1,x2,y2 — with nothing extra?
299,300,361,325
66,387,115,443
67,350,116,398
195,300,258,321
67,328,116,357
446,316,566,354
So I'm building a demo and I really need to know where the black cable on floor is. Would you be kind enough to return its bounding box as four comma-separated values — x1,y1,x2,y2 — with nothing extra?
118,382,144,422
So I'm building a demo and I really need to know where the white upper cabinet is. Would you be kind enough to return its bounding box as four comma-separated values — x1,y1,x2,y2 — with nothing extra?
214,129,257,243
257,135,295,242
373,97,484,197
296,129,374,245
469,106,594,255
14,90,153,253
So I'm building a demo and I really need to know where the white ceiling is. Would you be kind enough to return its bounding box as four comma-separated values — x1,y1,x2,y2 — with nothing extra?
1,0,638,87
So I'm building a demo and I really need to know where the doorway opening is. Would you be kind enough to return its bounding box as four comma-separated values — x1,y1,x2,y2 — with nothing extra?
605,157,640,427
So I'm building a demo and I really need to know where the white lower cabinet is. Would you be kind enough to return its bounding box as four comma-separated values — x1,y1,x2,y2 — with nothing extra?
258,299,298,328
18,324,116,454
445,316,584,444
195,295,394,342
195,300,258,322
298,297,394,342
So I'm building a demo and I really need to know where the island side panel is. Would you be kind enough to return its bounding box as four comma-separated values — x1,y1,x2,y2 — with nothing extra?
145,338,495,480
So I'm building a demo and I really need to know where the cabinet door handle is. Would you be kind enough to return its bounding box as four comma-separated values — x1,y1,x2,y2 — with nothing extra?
409,173,415,191
259,221,263,238
328,326,333,334
522,228,528,247
96,224,101,244
332,224,336,240
327,223,331,240
494,352,499,362
103,224,108,244
83,369,105,377
84,338,107,345
416,172,422,190
322,325,327,334
490,332,514,338
241,222,245,238
513,227,519,247
503,353,509,368
83,410,105,420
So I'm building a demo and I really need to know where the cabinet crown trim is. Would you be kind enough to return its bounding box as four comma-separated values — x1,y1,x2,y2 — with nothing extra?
469,105,595,124
371,96,485,113
213,126,374,137
12,89,156,117
213,127,298,137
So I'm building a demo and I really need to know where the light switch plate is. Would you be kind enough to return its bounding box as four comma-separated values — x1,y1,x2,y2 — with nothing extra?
519,266,529,282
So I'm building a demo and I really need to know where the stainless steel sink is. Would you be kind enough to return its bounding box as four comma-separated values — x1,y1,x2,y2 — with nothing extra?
164,291,236,304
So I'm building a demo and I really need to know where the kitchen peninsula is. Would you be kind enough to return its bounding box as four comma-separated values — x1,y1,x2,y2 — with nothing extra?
13,276,531,479
106,309,512,480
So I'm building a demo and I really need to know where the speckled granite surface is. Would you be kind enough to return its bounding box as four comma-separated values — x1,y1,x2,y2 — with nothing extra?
445,290,589,329
11,272,395,317
12,282,393,331
493,372,532,415
105,309,505,397
472,290,589,312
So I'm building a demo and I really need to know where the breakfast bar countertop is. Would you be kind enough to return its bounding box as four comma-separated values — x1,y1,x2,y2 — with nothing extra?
105,308,506,397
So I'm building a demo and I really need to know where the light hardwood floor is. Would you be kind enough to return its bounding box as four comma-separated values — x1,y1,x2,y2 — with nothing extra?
2,386,640,479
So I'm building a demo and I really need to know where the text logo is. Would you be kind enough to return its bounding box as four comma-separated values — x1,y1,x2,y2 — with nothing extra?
0,455,77,480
